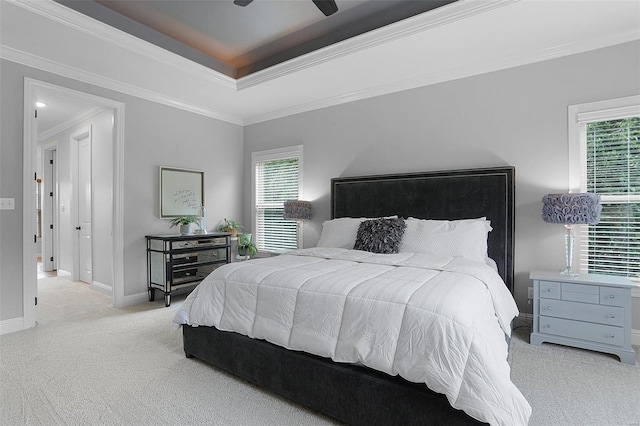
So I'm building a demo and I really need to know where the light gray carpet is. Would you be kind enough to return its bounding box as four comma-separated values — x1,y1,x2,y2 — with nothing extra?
1,277,638,425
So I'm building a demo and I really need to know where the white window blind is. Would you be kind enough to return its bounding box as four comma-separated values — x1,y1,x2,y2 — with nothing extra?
577,111,640,280
252,146,302,252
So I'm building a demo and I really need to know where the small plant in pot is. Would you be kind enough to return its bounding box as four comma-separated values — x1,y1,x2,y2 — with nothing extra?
217,218,243,237
169,216,200,235
237,233,258,259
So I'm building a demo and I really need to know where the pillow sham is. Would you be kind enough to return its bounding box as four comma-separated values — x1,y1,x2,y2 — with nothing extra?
398,217,492,262
354,218,407,254
316,216,398,249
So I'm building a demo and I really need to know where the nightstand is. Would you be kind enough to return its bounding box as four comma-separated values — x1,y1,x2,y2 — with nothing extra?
530,270,636,365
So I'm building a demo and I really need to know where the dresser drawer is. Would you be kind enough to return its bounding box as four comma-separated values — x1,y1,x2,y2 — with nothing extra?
561,282,599,304
539,281,560,299
600,287,627,307
538,316,623,347
538,299,624,327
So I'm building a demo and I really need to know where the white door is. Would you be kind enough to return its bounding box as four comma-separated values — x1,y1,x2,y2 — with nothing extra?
43,148,57,272
77,133,92,284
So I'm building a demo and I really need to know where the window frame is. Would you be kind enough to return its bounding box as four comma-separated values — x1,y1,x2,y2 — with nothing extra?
568,95,640,281
251,145,304,253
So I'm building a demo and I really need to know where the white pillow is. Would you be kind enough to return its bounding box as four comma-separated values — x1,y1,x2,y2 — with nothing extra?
317,216,397,249
398,217,492,263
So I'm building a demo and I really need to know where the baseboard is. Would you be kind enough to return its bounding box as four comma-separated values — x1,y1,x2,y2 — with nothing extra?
0,317,25,335
90,281,112,296
122,291,149,307
57,269,71,278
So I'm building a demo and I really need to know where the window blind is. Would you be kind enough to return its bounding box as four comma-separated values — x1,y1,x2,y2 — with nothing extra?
254,153,300,252
579,116,640,279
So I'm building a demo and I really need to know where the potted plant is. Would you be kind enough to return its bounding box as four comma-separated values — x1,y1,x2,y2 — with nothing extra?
169,216,200,235
217,218,243,237
237,233,258,259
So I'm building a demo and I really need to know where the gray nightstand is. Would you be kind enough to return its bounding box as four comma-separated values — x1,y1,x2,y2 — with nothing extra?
530,270,636,365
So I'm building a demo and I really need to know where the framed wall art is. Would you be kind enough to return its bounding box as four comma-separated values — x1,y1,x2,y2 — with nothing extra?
159,166,204,218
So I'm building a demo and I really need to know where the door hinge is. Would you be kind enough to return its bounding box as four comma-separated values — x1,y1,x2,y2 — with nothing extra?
35,297,38,306
50,256,54,262
35,109,38,119
49,192,53,197
34,235,37,243
35,172,37,181
49,224,53,229
49,159,53,165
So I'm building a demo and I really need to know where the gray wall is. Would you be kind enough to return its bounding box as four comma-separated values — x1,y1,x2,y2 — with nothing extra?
243,41,640,323
0,59,243,321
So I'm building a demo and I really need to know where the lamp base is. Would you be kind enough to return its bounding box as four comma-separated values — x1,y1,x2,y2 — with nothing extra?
559,268,578,278
561,225,578,277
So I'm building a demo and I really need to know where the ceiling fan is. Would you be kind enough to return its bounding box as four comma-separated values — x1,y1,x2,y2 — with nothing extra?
233,0,339,17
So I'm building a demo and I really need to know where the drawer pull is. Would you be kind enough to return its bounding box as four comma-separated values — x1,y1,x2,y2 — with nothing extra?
608,314,615,318
544,324,551,329
545,307,552,311
609,295,615,299
606,334,615,338
545,289,553,292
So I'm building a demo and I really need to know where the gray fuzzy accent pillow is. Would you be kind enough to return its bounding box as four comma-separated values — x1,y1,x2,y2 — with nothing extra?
353,218,407,254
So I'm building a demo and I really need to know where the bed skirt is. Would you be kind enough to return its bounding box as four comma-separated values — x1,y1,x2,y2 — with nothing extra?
182,325,485,425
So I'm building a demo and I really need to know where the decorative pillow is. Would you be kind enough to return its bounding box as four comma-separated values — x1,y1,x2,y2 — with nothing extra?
398,217,492,262
353,218,407,254
316,216,398,249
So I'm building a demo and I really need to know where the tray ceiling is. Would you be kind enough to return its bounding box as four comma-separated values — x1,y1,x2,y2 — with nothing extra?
57,0,457,78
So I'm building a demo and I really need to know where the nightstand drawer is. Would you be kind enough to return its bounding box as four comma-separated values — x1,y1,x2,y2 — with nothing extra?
539,299,624,327
600,287,627,307
539,281,560,299
538,316,623,347
561,282,599,304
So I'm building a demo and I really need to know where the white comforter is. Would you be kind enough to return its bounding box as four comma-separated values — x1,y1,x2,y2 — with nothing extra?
174,247,531,425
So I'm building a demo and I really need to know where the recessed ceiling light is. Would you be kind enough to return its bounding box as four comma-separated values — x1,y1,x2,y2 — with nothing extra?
36,101,47,108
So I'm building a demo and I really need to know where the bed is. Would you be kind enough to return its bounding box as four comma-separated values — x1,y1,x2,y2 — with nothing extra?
174,166,531,425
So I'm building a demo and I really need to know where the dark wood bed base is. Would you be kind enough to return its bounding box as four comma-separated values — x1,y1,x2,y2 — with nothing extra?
183,167,514,425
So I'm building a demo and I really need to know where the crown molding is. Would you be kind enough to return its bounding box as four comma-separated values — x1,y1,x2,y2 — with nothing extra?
236,0,520,91
244,28,640,125
7,0,236,90
0,45,244,125
38,106,105,142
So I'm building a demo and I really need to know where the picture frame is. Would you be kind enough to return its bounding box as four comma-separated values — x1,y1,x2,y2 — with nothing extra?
159,166,204,218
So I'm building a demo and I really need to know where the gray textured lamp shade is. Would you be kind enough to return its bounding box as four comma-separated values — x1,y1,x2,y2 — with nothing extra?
541,193,602,225
283,200,312,220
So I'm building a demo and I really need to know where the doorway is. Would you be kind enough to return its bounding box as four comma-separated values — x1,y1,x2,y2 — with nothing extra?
23,78,126,330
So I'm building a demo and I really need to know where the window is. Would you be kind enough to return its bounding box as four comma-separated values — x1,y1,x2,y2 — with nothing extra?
252,145,303,252
569,96,640,280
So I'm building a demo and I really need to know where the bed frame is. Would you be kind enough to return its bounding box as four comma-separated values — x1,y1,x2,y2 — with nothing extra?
183,166,515,425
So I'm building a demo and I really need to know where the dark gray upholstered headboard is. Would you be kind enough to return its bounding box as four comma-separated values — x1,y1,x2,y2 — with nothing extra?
331,167,515,293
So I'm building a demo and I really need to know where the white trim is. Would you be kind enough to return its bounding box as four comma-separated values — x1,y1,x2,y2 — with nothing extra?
3,0,639,127
56,269,72,278
39,106,104,142
6,0,235,90
23,78,126,330
0,46,244,126
0,317,25,336
23,78,38,330
122,292,150,308
245,26,640,126
236,0,520,91
90,281,112,296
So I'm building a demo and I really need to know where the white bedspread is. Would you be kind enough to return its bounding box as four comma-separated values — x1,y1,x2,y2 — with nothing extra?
174,247,531,425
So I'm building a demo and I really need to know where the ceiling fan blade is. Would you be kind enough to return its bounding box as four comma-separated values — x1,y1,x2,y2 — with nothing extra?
312,0,338,16
233,0,254,6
